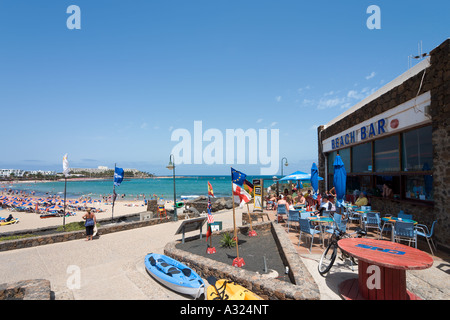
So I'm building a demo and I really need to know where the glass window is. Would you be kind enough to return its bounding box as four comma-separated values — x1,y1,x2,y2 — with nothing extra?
352,143,372,173
327,151,336,176
405,175,433,201
402,126,433,171
328,148,351,174
375,175,401,199
339,148,351,173
375,135,399,172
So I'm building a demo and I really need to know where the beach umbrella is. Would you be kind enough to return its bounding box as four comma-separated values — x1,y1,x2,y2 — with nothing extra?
279,171,311,181
333,154,347,211
311,162,319,199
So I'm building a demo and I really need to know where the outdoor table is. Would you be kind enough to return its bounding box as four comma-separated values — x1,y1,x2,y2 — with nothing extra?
380,217,418,241
308,216,333,246
338,238,433,300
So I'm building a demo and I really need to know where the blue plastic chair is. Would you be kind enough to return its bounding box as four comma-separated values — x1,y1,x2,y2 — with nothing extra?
276,204,288,224
398,211,413,220
363,212,383,237
415,220,437,256
300,211,311,219
287,210,300,232
394,221,417,248
298,218,321,253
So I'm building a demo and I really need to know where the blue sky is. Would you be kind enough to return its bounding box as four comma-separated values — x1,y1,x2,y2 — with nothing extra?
0,0,448,175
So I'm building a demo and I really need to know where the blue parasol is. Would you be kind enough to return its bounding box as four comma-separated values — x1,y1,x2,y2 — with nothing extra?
311,162,319,199
333,155,347,210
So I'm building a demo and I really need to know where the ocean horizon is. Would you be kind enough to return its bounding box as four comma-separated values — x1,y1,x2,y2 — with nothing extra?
4,175,286,201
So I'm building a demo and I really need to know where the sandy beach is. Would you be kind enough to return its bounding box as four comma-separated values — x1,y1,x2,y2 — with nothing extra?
0,197,178,233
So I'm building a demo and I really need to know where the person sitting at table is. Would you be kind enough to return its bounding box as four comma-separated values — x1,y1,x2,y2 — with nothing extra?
294,192,306,205
277,196,289,213
355,191,369,207
318,196,335,215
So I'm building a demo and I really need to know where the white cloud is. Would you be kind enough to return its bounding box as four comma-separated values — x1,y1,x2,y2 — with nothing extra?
365,72,376,80
317,97,347,109
140,123,148,129
297,85,311,94
270,122,278,127
275,96,282,102
256,118,263,123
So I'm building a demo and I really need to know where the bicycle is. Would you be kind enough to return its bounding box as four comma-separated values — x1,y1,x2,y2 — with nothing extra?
318,226,366,276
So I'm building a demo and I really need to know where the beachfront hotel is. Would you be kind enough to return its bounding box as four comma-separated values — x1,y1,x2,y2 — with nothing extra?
317,39,449,251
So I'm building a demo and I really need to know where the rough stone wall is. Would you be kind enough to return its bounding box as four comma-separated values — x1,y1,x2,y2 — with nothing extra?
317,39,449,249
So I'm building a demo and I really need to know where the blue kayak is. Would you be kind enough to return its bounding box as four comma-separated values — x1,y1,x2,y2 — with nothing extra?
144,253,205,299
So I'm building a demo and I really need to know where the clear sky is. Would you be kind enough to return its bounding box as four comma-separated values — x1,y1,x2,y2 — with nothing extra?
0,0,448,175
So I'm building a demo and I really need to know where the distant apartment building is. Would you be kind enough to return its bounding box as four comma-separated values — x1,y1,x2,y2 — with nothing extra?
0,169,26,177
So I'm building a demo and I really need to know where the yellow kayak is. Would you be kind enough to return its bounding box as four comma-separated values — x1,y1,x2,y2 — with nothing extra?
206,279,263,300
0,218,19,226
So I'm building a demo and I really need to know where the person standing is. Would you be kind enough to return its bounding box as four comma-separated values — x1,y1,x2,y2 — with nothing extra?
82,208,96,241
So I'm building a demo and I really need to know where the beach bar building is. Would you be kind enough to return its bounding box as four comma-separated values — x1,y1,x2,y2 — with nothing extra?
317,39,449,251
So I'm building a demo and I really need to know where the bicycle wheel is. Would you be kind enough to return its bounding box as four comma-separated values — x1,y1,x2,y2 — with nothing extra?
318,241,338,276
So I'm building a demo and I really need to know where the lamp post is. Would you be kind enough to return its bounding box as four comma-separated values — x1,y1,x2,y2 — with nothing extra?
277,157,289,196
281,157,289,177
166,154,178,221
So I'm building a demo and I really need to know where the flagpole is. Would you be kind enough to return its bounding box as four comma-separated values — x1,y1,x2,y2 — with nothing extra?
231,169,240,261
112,163,116,222
63,177,67,230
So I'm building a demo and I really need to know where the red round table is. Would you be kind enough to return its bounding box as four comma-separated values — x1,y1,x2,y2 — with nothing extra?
338,238,433,300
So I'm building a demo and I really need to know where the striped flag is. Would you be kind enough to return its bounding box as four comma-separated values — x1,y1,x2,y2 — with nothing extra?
207,197,214,224
231,168,252,207
208,181,215,198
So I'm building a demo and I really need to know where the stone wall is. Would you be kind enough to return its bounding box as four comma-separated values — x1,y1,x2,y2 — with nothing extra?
317,39,450,249
0,213,186,252
0,279,51,300
164,222,320,300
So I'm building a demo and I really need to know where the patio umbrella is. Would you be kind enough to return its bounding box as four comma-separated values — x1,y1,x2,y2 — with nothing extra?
333,154,347,212
311,162,319,199
279,171,311,181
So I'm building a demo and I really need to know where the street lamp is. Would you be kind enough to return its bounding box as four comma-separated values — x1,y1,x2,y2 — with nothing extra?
166,154,177,221
277,157,289,197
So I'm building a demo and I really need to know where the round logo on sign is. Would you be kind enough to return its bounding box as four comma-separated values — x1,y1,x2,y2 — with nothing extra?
390,119,399,129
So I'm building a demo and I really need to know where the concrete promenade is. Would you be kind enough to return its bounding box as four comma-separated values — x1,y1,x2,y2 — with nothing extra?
0,207,449,300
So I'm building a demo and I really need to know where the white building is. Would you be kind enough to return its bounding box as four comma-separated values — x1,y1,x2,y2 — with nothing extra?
0,169,26,178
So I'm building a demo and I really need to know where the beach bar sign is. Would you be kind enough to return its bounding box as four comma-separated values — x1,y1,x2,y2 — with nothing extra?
322,91,431,153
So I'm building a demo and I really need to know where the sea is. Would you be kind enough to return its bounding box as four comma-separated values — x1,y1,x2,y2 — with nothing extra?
5,176,282,201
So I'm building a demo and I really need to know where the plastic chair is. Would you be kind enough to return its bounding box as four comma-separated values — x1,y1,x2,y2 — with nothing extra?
300,211,311,219
287,210,300,232
325,215,348,235
321,211,332,218
394,221,417,248
298,218,321,253
346,207,361,225
398,212,413,220
276,204,288,223
415,220,437,256
363,212,383,237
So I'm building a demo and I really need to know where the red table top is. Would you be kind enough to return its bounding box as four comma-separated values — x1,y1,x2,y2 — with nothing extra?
338,238,433,270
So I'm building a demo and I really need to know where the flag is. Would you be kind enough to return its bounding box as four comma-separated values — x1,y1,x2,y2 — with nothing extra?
243,180,254,194
208,181,215,198
114,167,124,186
231,168,252,207
62,154,70,177
207,197,214,224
